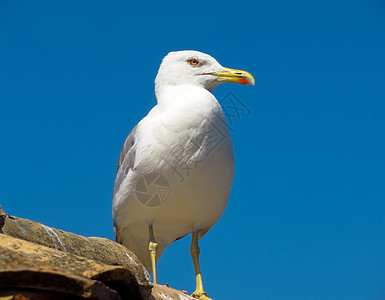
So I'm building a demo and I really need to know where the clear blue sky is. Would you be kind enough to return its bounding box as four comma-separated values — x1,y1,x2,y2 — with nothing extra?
1,1,384,299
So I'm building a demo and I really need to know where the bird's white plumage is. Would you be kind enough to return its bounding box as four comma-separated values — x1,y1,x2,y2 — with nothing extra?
113,51,234,271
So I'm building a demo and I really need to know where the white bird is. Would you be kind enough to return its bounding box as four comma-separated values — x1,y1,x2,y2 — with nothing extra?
113,50,254,299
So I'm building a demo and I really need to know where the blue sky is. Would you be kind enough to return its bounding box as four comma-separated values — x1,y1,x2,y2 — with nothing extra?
1,0,385,299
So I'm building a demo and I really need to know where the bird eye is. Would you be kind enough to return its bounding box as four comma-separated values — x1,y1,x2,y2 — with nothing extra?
188,58,200,66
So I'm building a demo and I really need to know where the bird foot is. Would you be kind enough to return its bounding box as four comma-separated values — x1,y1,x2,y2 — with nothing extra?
191,291,213,300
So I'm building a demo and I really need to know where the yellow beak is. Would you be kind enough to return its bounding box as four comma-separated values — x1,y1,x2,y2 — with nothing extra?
210,68,255,85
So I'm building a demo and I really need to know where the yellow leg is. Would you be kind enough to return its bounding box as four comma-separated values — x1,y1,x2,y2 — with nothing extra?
149,224,158,284
190,231,212,300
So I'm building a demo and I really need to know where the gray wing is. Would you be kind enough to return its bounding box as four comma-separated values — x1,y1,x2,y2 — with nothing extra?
113,125,138,198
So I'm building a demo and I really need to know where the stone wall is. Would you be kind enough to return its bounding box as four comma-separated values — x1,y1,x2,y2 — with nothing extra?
0,206,196,300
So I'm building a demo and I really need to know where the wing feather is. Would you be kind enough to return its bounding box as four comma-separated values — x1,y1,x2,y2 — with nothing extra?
113,125,138,198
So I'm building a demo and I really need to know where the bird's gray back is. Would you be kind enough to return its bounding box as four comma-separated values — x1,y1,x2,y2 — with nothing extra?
113,124,138,198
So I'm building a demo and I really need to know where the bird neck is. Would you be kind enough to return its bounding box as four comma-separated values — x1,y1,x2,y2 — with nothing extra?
155,84,216,107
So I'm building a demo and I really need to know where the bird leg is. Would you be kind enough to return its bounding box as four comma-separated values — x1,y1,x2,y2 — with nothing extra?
191,231,212,300
148,224,158,284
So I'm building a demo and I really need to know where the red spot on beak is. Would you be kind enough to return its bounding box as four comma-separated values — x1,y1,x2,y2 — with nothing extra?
238,78,250,85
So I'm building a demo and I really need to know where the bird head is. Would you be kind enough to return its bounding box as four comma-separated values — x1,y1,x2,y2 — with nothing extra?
155,50,255,92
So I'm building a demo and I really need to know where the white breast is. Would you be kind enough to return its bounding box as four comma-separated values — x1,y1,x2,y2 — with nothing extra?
113,85,234,270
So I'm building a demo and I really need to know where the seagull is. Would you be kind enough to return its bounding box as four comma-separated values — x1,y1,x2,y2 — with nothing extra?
113,50,254,299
